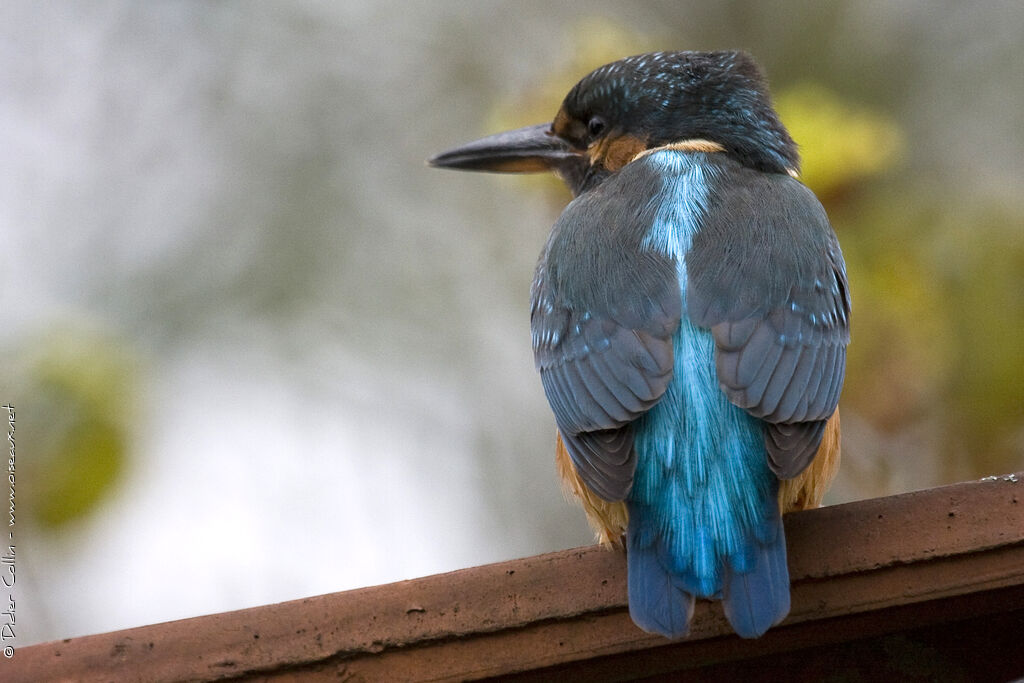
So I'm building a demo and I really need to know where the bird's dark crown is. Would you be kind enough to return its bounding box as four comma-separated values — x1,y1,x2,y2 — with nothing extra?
552,51,799,178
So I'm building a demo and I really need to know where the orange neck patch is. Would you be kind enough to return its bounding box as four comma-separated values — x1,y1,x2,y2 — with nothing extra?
630,138,726,164
590,134,650,172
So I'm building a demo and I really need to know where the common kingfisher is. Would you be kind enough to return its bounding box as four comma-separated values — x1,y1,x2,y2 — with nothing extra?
430,51,849,639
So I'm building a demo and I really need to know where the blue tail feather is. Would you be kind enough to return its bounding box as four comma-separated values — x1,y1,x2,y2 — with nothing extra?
627,525,695,639
722,515,791,638
727,534,758,574
626,492,792,639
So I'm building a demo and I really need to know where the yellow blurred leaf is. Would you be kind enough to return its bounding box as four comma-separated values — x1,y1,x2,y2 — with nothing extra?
775,83,904,198
12,326,139,530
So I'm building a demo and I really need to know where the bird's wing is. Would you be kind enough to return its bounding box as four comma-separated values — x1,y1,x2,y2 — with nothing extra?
531,177,681,501
686,168,850,479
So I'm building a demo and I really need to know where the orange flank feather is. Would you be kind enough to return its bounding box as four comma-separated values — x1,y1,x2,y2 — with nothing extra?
555,432,628,546
778,410,842,513
555,410,841,547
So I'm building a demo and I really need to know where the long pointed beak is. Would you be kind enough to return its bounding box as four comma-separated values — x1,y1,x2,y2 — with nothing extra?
428,123,579,173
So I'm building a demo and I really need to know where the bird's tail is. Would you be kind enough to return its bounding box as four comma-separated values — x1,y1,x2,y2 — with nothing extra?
626,505,790,639
626,530,695,638
721,515,790,638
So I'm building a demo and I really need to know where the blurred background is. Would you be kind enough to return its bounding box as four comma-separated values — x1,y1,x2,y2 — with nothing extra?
2,0,1021,646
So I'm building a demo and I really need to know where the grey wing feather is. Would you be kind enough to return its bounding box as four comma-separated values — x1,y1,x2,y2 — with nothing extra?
533,286,678,499
688,167,850,478
531,172,681,501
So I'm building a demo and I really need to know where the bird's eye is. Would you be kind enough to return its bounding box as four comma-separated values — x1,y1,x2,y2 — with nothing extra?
587,116,606,138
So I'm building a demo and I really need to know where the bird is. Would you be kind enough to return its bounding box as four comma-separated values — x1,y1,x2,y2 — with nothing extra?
429,51,850,639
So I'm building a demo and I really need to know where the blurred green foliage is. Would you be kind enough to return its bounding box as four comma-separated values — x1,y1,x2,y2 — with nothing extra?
839,193,1024,479
782,82,1023,479
775,83,904,201
9,327,137,529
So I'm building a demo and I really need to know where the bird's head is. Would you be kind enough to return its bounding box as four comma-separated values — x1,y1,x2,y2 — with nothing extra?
430,50,798,196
